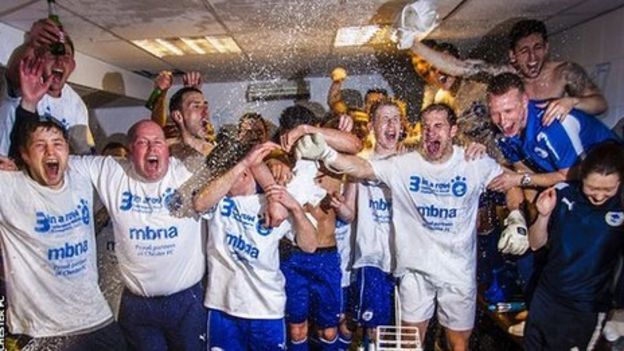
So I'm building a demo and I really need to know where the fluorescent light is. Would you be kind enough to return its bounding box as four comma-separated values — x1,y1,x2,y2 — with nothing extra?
132,39,168,58
204,36,241,54
133,36,241,57
334,25,380,47
180,37,206,55
155,39,184,56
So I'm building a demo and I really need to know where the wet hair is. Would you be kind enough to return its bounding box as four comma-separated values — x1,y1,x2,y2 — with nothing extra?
419,103,457,126
169,87,203,114
240,112,268,130
580,142,624,181
369,97,402,122
239,112,270,143
509,19,548,50
365,88,388,100
341,89,364,110
487,73,525,96
436,42,460,59
278,105,319,131
12,118,68,167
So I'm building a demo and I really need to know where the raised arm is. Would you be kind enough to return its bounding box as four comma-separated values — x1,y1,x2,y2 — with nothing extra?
281,124,362,155
193,142,278,212
294,133,376,180
149,71,173,126
559,61,607,115
539,62,608,126
266,184,318,253
529,187,557,250
327,67,348,113
6,19,63,92
410,40,513,78
250,161,290,227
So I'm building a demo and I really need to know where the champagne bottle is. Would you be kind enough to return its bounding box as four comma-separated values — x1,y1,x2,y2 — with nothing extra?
47,0,66,56
145,88,163,111
145,71,172,111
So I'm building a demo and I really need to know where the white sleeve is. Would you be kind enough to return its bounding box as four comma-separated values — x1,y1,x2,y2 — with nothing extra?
479,156,503,188
369,154,406,186
68,155,110,184
0,171,17,222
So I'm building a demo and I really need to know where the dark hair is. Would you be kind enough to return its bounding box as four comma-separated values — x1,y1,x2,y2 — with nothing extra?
419,103,457,126
580,142,624,181
12,118,68,167
509,19,548,50
169,87,203,114
370,97,402,122
365,88,388,99
65,35,76,58
279,105,319,131
487,73,525,96
340,89,364,110
102,142,128,155
436,42,460,59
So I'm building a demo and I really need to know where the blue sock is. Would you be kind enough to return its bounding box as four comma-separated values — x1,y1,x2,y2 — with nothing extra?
289,337,309,351
319,335,339,351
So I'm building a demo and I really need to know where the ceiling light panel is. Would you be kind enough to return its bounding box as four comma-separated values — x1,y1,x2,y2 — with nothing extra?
132,36,241,57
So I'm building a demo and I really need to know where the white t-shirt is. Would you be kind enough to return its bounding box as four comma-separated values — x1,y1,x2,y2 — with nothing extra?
0,78,92,156
353,153,395,273
203,194,292,319
370,146,502,287
70,156,205,297
0,169,112,337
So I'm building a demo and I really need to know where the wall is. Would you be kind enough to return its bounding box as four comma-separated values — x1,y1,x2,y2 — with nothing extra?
550,6,624,127
91,74,393,145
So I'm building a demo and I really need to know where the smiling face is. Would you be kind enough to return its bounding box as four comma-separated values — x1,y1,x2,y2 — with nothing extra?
371,104,402,153
420,108,457,162
37,42,76,98
487,87,529,137
20,125,69,189
582,172,621,206
510,33,548,79
129,121,169,182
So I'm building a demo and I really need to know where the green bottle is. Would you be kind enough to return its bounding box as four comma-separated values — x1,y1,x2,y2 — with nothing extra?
47,0,66,56
145,88,163,111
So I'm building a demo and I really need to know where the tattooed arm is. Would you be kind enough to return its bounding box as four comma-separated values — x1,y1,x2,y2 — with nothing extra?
540,62,608,126
560,61,607,115
410,40,513,78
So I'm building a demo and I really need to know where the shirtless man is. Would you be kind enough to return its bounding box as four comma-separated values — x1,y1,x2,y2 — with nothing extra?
409,19,607,124
277,105,362,350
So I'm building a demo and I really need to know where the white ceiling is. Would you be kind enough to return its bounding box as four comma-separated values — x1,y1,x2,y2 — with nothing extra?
1,0,623,83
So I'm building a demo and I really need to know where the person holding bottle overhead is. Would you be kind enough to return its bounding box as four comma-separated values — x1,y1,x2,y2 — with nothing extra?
0,4,95,157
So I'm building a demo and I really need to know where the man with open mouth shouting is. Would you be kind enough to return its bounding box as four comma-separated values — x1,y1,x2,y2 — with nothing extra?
15,53,207,350
1,17,95,158
0,62,126,350
294,102,523,351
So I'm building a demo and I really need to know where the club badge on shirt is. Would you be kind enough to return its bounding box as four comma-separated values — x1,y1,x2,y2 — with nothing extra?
605,211,624,227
